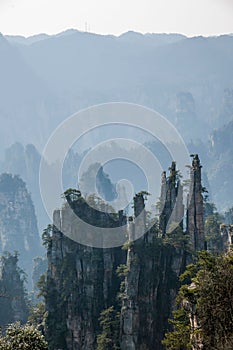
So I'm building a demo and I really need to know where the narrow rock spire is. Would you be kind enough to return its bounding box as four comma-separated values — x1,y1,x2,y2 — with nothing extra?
187,154,205,251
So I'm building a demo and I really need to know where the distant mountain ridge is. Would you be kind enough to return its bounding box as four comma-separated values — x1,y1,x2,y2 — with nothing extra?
0,30,233,152
0,29,232,213
5,29,186,47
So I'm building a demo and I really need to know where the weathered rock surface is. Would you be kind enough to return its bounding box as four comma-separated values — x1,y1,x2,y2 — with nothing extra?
0,252,28,327
44,156,205,350
45,202,126,350
0,173,42,285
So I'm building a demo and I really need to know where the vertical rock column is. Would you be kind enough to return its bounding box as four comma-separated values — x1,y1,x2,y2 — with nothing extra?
121,194,145,350
46,199,126,350
187,155,205,251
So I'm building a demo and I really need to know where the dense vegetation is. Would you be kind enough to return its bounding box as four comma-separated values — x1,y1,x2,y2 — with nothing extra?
0,28,233,350
0,252,28,327
0,173,232,349
0,322,48,350
163,250,233,350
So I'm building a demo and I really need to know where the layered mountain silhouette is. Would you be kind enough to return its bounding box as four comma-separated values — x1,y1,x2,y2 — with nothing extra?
0,30,233,152
0,29,232,215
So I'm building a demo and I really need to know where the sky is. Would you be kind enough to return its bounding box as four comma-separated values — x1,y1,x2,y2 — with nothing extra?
0,0,233,37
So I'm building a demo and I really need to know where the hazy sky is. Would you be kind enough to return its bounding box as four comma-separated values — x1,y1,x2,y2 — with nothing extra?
0,0,233,37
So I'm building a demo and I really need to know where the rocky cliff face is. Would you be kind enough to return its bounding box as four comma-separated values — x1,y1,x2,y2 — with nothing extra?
207,120,233,211
43,157,205,350
0,252,28,327
44,203,126,350
159,161,184,237
0,142,48,231
121,193,186,350
0,173,42,285
121,238,186,350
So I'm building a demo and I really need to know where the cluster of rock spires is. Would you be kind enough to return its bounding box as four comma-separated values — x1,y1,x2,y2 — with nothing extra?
0,173,42,288
44,154,205,350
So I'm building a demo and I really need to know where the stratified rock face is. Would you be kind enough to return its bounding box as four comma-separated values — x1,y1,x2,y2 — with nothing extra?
0,252,28,327
122,240,185,350
0,173,42,283
187,155,205,251
121,194,186,350
45,203,126,350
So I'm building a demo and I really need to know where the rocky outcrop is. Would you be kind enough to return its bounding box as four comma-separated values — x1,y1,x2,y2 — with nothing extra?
44,201,126,350
187,155,205,251
220,224,233,252
0,252,28,327
159,161,184,237
79,163,117,202
0,173,42,285
44,156,205,350
0,142,48,231
121,193,186,350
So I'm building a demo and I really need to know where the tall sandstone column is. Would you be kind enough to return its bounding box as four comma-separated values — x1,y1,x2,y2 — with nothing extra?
121,193,145,350
187,154,205,251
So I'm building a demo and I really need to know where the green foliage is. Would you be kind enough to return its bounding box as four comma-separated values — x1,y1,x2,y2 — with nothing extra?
117,280,127,301
162,308,191,350
37,274,47,298
122,240,133,250
195,251,233,349
163,224,191,251
97,307,120,350
201,186,208,194
137,190,151,200
28,302,47,331
168,163,182,180
86,193,116,214
179,264,197,285
63,188,81,200
116,264,129,277
0,322,48,349
0,252,29,327
32,257,47,298
42,225,53,248
163,250,233,350
205,212,223,251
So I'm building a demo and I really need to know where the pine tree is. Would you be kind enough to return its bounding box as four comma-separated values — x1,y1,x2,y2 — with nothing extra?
0,322,48,350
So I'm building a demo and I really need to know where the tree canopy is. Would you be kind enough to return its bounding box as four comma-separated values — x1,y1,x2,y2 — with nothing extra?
163,250,233,350
0,322,48,350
